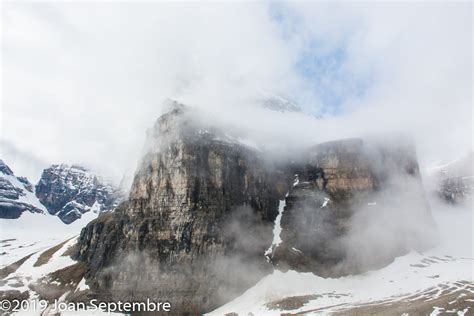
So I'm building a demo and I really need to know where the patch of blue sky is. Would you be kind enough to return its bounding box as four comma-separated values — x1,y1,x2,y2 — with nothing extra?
296,41,371,116
268,3,372,117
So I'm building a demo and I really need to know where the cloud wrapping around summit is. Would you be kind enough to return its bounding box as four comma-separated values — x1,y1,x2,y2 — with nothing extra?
1,2,471,181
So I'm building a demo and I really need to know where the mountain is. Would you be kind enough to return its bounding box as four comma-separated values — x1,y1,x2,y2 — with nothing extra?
0,164,118,311
36,164,125,224
0,159,124,224
0,102,466,315
260,95,302,113
429,152,473,205
75,102,290,313
0,159,46,218
211,199,473,315
269,138,437,277
72,102,438,314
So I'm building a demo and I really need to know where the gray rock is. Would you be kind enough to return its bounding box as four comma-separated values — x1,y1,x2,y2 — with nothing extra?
36,164,124,224
0,159,44,218
271,138,437,276
74,104,438,313
75,102,288,313
0,160,14,176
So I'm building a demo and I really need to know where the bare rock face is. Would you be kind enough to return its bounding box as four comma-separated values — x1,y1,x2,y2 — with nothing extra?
74,103,438,312
0,159,46,218
271,138,437,276
36,164,124,224
75,102,288,313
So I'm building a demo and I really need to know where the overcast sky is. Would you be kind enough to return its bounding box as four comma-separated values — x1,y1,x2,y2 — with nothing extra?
1,1,472,183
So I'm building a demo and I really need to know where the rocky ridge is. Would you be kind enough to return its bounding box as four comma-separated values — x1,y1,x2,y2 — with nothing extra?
0,160,46,218
36,164,124,224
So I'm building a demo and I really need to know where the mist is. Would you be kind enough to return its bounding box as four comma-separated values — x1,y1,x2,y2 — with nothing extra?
1,3,472,314
1,2,471,184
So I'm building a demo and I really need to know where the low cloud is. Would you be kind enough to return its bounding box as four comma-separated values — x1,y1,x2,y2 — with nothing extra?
1,2,471,182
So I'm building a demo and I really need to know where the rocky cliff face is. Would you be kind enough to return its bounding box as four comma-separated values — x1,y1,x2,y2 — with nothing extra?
74,103,438,313
75,103,289,313
270,138,437,276
0,160,46,218
36,165,124,224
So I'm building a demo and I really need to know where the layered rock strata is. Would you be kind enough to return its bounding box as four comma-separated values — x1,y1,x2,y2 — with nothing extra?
271,138,437,276
75,103,288,313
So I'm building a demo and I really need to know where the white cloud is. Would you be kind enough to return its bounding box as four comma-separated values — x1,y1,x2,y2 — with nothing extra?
1,1,471,182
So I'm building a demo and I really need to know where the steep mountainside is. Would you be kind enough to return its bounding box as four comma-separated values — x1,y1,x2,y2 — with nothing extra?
0,160,46,218
75,102,290,313
211,202,472,315
0,99,466,315
0,103,446,315
73,104,439,314
270,138,437,277
36,164,124,224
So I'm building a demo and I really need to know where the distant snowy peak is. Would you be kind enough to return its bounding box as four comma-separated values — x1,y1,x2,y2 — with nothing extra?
429,152,473,204
0,159,46,218
430,152,473,177
36,164,125,224
259,95,302,113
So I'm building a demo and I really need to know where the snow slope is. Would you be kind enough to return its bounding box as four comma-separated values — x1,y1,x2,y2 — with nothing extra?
0,173,46,213
209,202,473,315
0,210,97,268
0,160,47,218
2,235,119,316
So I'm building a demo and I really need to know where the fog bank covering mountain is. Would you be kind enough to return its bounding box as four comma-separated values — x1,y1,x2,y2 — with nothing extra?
1,2,472,182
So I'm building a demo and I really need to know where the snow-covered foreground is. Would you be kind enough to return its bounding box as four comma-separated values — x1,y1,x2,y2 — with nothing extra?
1,235,118,316
0,211,119,315
209,203,473,315
1,237,80,295
0,211,97,268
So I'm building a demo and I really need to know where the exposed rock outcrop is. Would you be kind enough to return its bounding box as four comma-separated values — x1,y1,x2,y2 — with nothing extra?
0,160,46,218
74,103,438,313
271,138,437,276
36,164,124,224
75,102,288,313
